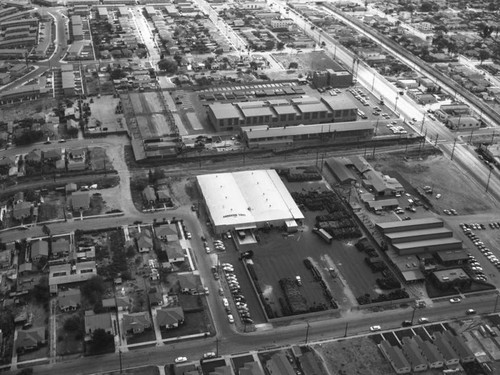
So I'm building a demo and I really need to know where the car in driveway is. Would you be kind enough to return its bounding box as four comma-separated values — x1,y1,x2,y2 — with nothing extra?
369,325,381,332
449,297,461,303
175,357,188,364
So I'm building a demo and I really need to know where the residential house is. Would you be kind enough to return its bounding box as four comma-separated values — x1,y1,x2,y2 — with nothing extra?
84,310,113,336
0,249,12,269
155,224,178,242
43,148,63,162
157,189,171,203
58,289,81,312
13,201,31,221
16,327,46,353
156,307,184,329
122,312,152,334
379,340,411,374
136,229,153,253
142,186,156,204
25,149,42,165
413,336,443,368
67,148,87,171
148,289,163,306
65,183,78,193
434,332,459,366
178,273,202,295
18,262,33,274
401,337,428,372
71,191,90,211
51,238,70,258
0,156,16,174
240,362,265,375
102,296,130,311
266,352,296,375
209,366,233,375
31,240,49,261
164,241,185,263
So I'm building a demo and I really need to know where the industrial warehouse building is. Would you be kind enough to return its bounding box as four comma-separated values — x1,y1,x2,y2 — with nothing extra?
240,121,374,149
197,170,304,234
207,95,358,132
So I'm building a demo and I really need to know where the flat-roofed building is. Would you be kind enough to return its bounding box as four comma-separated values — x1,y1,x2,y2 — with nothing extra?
376,218,444,234
0,84,48,105
197,169,304,234
241,122,374,149
385,227,453,244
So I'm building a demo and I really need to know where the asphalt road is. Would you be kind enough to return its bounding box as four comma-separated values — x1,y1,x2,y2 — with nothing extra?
27,292,500,375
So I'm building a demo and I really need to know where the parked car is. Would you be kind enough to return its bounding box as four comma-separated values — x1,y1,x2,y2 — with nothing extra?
466,309,476,315
228,314,234,323
175,357,188,364
369,325,381,332
203,352,216,359
449,297,461,303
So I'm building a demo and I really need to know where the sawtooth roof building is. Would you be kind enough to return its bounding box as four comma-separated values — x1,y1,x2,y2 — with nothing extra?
197,170,304,233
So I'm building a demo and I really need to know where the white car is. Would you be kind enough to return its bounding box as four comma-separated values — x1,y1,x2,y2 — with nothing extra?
222,297,229,307
228,314,234,323
175,357,188,364
369,325,381,332
449,297,461,303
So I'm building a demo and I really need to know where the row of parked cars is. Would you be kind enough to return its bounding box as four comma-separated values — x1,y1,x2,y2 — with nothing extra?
222,263,253,325
461,224,497,281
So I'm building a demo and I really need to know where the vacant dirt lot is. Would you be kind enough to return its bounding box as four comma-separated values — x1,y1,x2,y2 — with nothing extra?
313,338,394,375
373,152,498,215
272,51,341,73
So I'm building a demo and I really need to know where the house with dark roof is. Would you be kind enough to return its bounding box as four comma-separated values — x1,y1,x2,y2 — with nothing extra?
31,240,49,261
156,307,184,329
155,224,178,242
71,191,90,211
103,296,130,311
122,312,152,334
266,353,295,375
162,241,184,263
51,238,70,258
58,289,81,312
16,327,46,353
13,201,31,221
137,229,153,253
209,366,233,375
401,337,428,372
444,331,474,363
65,183,78,193
240,362,265,375
379,340,411,374
434,332,459,366
84,310,113,335
43,148,62,162
25,149,42,164
413,335,444,369
149,289,163,306
0,249,12,269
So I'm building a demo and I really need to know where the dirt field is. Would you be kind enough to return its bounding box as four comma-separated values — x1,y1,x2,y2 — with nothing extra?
272,51,341,73
312,338,395,375
373,152,498,215
143,92,163,113
0,97,58,122
89,95,124,130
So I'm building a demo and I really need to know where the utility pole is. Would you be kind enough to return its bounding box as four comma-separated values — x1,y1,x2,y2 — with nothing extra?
410,306,417,325
434,134,439,147
450,138,457,160
216,337,219,357
344,322,349,337
486,167,493,193
305,321,310,344
119,349,123,374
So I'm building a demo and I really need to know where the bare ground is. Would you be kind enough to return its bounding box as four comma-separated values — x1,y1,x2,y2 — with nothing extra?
372,152,498,215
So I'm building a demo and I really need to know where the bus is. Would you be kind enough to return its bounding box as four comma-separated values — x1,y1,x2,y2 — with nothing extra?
314,228,333,244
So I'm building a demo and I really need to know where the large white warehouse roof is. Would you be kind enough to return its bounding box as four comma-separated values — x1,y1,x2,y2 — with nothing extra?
197,170,304,230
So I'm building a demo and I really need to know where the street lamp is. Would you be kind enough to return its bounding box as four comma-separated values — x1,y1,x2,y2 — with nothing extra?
394,95,399,112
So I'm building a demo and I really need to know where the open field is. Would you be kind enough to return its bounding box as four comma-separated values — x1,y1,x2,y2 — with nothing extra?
373,152,498,215
312,338,396,375
89,96,124,129
272,51,342,72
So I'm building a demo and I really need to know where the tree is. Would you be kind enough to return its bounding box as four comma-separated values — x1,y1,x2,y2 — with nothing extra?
42,224,51,237
81,276,105,306
110,68,126,80
277,42,285,50
89,329,114,355
158,59,178,74
32,276,49,307
63,315,82,332
479,49,490,65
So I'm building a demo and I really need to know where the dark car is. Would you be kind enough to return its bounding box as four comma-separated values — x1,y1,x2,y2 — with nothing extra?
402,320,412,327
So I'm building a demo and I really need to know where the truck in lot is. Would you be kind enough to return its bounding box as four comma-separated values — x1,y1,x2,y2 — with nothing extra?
313,228,333,244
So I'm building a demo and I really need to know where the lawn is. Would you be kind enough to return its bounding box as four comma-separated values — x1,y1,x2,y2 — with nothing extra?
160,311,209,339
126,328,156,345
